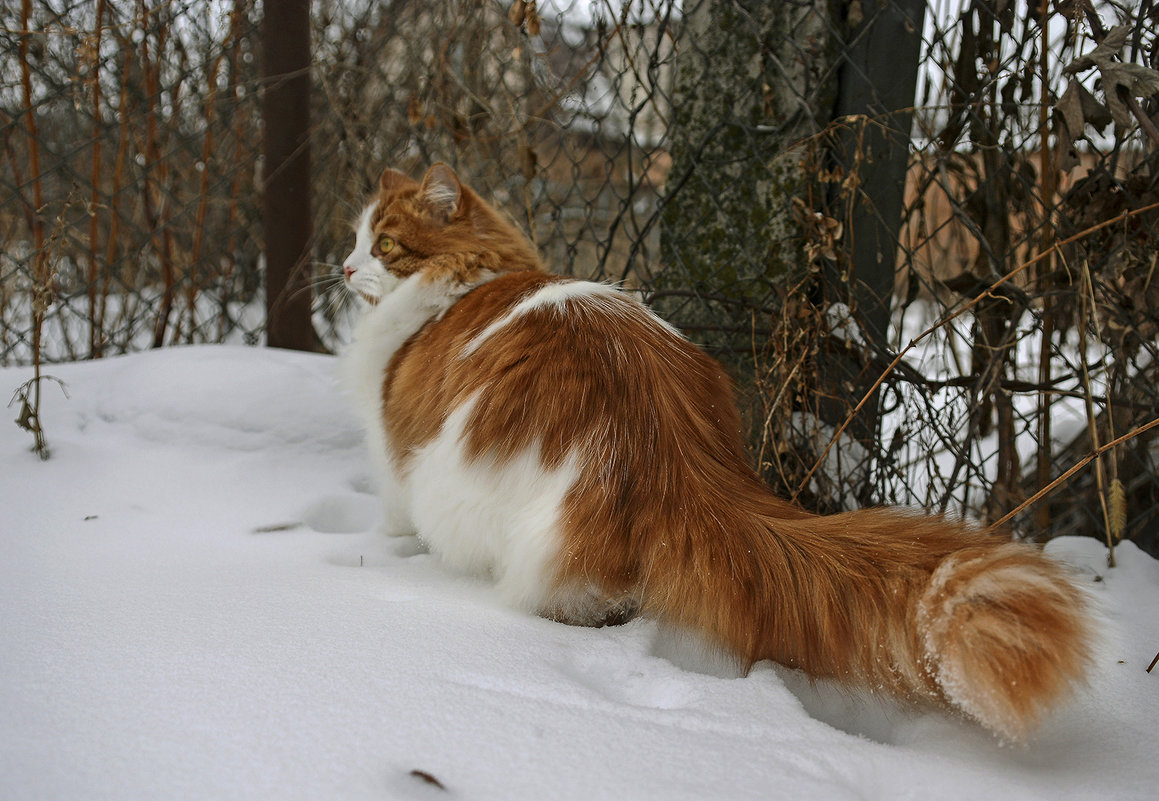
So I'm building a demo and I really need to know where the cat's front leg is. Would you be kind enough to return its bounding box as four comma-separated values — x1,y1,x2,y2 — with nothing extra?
363,431,415,537
377,465,415,537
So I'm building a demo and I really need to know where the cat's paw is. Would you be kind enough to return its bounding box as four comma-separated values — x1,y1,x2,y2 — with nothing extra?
380,508,417,538
391,536,428,558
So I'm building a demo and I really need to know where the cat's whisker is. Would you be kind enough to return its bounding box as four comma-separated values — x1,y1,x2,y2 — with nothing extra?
296,264,358,323
309,275,346,294
290,281,333,303
327,287,353,317
309,281,343,305
286,267,348,305
305,268,350,302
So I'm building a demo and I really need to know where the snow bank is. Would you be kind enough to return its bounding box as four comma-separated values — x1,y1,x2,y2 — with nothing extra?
2,345,1156,800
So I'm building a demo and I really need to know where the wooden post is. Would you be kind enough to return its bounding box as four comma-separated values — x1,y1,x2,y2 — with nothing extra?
261,0,315,350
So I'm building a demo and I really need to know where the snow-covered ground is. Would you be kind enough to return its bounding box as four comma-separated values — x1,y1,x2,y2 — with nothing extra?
2,345,1157,801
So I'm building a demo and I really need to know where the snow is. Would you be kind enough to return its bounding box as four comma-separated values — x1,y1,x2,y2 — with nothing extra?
2,344,1157,801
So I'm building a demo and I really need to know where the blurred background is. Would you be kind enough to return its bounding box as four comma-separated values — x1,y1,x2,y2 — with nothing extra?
3,0,1158,555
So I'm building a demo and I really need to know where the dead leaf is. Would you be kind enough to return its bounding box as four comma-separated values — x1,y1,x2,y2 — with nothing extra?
520,144,537,180
1108,478,1126,540
1062,25,1159,129
847,0,863,29
508,0,526,27
14,396,36,433
1102,61,1159,127
409,770,446,790
1078,81,1114,130
1064,24,1131,74
1056,80,1086,139
526,1,541,37
1054,79,1113,168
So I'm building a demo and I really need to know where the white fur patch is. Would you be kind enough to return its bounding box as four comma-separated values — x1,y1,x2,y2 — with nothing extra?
406,394,578,612
460,280,626,357
340,268,465,536
343,202,383,300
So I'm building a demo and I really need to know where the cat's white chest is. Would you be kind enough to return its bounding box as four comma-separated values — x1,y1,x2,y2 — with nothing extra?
341,276,436,405
340,275,455,536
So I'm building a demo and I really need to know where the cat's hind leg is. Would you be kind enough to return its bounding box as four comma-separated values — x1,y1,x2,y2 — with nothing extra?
540,582,641,628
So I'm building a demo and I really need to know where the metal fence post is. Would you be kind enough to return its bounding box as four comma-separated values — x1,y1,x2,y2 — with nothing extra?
261,0,315,350
830,0,927,345
808,0,929,508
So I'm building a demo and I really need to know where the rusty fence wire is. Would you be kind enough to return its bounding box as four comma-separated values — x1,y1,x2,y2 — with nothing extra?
4,0,1159,555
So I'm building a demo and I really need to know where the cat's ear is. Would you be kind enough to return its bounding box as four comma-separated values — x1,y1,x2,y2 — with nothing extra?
379,168,411,195
419,163,463,220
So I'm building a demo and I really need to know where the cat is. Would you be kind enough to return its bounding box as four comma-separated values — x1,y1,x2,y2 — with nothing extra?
339,163,1092,742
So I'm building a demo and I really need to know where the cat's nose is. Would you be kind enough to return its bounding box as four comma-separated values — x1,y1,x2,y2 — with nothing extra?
343,264,355,280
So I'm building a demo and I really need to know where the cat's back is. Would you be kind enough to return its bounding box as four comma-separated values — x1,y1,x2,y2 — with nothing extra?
384,270,744,471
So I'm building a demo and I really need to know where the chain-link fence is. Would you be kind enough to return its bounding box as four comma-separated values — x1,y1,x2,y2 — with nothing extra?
4,0,1159,555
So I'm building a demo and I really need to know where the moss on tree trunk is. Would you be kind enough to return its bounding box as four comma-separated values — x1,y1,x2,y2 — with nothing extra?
657,0,839,356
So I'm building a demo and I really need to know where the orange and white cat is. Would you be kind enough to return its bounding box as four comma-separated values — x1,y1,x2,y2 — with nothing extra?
340,163,1092,741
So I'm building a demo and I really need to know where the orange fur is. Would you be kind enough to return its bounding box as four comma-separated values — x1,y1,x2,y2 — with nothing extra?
349,164,1092,741
367,166,541,287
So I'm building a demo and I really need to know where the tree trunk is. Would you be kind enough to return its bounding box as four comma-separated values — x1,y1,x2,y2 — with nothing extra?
660,0,926,509
658,0,837,355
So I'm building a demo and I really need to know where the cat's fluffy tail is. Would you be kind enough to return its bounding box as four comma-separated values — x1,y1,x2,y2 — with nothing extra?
642,504,1092,741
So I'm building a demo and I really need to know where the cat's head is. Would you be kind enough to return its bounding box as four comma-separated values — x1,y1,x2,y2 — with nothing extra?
342,163,543,305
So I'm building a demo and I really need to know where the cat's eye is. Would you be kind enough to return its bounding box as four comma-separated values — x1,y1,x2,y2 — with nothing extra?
375,235,395,255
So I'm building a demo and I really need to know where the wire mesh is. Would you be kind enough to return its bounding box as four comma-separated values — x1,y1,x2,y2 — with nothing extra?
3,0,1158,554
